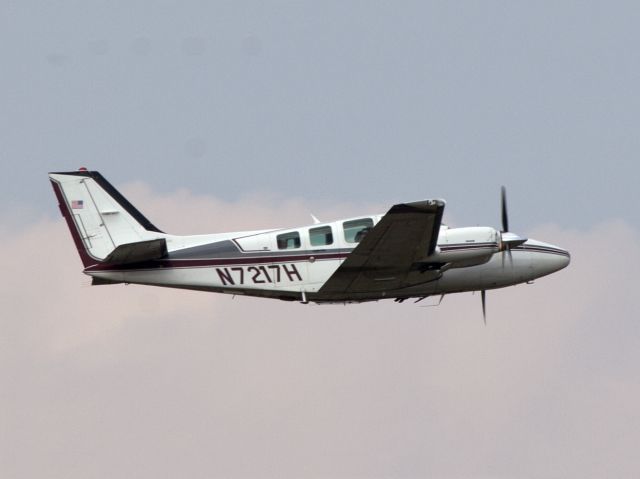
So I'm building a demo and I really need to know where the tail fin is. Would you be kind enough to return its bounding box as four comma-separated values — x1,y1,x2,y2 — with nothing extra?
49,170,165,268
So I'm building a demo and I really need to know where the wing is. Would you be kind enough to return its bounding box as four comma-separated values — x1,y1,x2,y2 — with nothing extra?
319,200,446,295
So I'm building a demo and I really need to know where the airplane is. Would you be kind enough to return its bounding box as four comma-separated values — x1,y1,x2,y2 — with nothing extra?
49,169,570,319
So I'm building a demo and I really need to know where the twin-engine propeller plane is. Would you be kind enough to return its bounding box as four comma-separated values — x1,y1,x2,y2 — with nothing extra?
49,169,570,320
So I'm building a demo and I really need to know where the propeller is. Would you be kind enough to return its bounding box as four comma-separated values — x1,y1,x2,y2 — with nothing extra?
498,186,527,267
500,186,509,233
481,187,528,324
500,186,512,266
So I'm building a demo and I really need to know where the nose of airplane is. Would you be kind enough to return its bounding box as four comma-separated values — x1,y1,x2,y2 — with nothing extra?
525,239,571,278
555,249,571,271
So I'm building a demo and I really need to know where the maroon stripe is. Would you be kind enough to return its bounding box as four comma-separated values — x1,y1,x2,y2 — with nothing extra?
440,244,497,252
516,247,569,257
86,252,349,271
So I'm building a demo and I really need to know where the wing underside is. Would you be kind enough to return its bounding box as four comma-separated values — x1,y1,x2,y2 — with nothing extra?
318,199,446,296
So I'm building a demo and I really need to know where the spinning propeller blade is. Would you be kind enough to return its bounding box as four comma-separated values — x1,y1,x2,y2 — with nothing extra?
501,185,509,233
499,186,525,267
500,186,511,267
481,290,487,325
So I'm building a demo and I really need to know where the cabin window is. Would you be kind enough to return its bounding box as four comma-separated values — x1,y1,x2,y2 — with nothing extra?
277,231,301,250
343,218,374,243
309,226,333,247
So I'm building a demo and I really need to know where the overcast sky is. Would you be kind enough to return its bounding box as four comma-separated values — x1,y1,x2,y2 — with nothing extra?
1,2,639,478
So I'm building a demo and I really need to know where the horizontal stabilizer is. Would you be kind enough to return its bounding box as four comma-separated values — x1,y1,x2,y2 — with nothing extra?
92,276,122,286
102,238,167,265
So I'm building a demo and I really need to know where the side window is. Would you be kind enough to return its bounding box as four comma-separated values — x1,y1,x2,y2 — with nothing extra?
343,218,374,243
309,226,333,247
277,231,301,250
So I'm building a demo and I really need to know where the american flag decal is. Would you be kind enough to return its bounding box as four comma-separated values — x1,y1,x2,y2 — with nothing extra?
71,200,84,209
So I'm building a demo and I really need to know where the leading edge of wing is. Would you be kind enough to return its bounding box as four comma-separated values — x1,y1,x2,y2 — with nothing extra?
386,199,445,256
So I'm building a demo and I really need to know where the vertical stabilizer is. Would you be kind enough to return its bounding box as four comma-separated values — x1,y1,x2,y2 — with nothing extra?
49,170,164,267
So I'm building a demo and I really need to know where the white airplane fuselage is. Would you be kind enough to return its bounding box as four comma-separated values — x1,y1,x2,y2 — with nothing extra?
85,220,569,303
50,170,570,305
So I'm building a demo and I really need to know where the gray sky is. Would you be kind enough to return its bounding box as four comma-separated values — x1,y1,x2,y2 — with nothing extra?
2,0,639,228
1,1,639,478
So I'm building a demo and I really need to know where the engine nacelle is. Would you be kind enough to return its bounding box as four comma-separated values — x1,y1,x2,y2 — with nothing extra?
431,226,499,268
